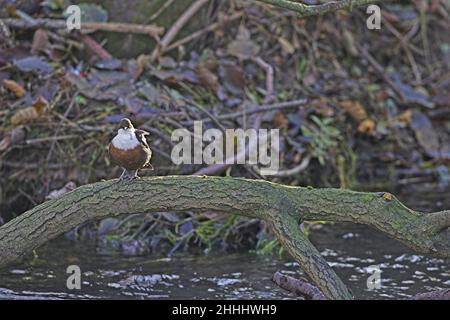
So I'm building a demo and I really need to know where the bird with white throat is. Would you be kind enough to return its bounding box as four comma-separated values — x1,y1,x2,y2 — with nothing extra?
109,118,152,181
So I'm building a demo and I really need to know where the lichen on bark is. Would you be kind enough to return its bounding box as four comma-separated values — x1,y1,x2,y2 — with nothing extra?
0,176,448,299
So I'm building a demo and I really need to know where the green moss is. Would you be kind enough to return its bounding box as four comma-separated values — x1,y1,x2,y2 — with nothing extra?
362,194,375,203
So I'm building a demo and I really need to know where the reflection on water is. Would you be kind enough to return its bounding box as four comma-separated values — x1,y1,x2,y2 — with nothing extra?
0,186,448,300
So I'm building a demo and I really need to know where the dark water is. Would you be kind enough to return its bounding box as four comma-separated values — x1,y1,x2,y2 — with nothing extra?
0,186,448,300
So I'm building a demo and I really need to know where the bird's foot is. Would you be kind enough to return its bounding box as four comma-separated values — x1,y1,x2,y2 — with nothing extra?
129,170,140,180
116,169,129,182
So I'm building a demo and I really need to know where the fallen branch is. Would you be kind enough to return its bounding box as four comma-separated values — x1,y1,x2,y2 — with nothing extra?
273,271,326,300
0,176,449,300
2,18,164,38
255,0,386,17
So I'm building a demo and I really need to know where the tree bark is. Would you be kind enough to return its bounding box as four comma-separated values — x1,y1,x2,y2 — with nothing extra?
255,0,386,17
0,176,449,299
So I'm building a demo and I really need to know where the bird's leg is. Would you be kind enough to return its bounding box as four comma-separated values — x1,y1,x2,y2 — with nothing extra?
129,169,140,180
117,168,128,182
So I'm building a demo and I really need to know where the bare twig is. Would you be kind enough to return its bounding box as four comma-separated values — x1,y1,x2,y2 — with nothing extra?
359,46,406,101
252,57,274,104
81,35,112,59
151,0,210,61
147,0,177,22
183,99,308,126
46,92,78,163
269,154,311,177
165,11,244,52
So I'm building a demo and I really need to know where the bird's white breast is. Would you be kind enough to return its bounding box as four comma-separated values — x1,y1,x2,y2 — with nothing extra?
111,128,140,150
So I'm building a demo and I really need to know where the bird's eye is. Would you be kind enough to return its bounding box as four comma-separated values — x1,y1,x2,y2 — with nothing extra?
123,127,127,130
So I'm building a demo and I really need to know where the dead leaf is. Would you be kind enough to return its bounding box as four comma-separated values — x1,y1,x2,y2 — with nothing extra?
10,107,39,126
3,79,25,97
31,29,49,53
339,100,376,135
196,63,219,93
65,72,124,101
95,58,123,70
339,100,368,122
410,111,440,158
10,96,48,126
14,56,53,74
310,99,334,117
221,63,246,95
272,111,289,130
123,96,146,114
278,36,295,55
392,73,434,108
398,110,412,124
32,96,49,113
357,119,376,135
227,25,259,60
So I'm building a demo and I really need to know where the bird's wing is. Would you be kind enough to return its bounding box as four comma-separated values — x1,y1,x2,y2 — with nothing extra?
134,129,150,148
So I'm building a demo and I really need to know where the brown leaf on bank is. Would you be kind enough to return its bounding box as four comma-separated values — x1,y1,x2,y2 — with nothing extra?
227,25,259,60
339,100,367,122
196,63,219,93
123,96,146,114
357,119,376,135
398,110,412,124
31,29,49,54
14,56,53,74
10,107,40,126
221,63,246,95
410,111,440,158
339,100,376,135
32,96,49,113
10,96,48,126
3,79,25,97
272,111,289,130
310,99,334,117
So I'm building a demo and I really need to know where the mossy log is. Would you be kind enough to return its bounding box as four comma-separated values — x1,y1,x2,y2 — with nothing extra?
0,176,449,299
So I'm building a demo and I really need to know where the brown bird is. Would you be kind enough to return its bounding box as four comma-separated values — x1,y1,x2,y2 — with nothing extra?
109,118,152,180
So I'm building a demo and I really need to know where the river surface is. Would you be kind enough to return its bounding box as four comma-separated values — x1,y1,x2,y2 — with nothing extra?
0,185,449,300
